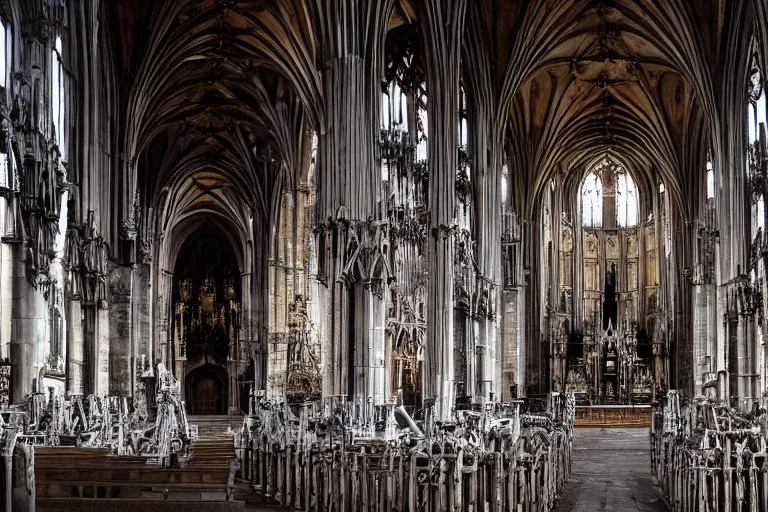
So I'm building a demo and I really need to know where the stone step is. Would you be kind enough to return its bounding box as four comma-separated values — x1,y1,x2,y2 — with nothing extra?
188,415,244,440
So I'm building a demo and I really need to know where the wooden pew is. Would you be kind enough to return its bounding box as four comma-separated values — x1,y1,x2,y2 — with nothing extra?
34,439,238,504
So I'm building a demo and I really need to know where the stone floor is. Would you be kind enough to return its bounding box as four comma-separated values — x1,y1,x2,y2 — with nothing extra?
556,428,669,512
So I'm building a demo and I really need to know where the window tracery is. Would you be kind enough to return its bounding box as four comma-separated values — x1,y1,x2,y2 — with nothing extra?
501,164,509,204
748,67,766,149
569,156,654,404
753,195,765,240
616,170,638,227
52,35,67,257
747,50,767,251
581,172,602,228
695,154,718,287
49,33,69,370
456,85,470,227
52,36,66,162
0,20,9,191
0,20,6,91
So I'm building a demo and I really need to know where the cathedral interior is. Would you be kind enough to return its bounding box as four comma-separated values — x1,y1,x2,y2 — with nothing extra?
0,0,767,511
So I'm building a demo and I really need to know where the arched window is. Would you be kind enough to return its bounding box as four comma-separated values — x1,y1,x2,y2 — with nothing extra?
51,36,66,162
0,20,8,190
616,171,638,227
457,86,470,185
748,53,766,241
456,85,471,227
51,36,67,256
458,86,468,149
416,87,427,162
753,194,765,239
580,172,602,227
381,80,408,133
660,182,672,257
748,62,765,176
0,20,6,91
748,69,766,144
501,164,509,203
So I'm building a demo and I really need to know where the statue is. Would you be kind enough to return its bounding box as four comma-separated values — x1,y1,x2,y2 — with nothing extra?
156,363,180,396
78,411,104,447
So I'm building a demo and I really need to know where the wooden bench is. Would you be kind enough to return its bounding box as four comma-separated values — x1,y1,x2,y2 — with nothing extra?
35,439,237,503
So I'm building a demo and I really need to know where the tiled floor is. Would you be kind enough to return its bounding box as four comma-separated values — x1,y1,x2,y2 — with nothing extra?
556,428,670,512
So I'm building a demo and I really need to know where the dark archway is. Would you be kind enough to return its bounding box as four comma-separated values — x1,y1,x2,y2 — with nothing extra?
172,227,241,414
185,364,228,415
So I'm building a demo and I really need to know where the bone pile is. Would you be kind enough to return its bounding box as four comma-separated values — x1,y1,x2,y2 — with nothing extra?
242,392,574,512
651,390,768,512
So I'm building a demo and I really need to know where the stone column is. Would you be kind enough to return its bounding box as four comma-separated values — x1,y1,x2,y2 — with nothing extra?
500,287,521,400
762,322,768,397
312,1,395,400
693,280,704,391
173,305,185,401
155,269,174,367
369,287,387,404
267,224,286,398
9,240,46,403
0,232,11,359
109,264,133,395
352,281,388,404
83,306,96,394
228,359,240,414
692,284,717,393
132,262,152,387
252,225,270,395
95,304,110,395
240,270,252,346
421,0,468,419
351,282,368,399
738,304,759,408
66,296,84,395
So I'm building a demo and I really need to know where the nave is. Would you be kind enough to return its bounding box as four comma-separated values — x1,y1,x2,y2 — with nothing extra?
556,428,669,512
0,0,766,510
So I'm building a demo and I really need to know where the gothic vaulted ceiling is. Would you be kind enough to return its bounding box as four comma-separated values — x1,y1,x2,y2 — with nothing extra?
496,0,731,219
112,0,318,254
107,0,741,235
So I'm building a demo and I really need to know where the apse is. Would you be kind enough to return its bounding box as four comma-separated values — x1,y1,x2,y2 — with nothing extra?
551,156,659,406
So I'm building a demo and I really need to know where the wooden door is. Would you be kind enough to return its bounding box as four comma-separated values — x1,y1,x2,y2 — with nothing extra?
194,378,219,415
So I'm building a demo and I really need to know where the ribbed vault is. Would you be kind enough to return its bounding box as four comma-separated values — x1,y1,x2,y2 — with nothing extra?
110,0,317,258
503,0,711,221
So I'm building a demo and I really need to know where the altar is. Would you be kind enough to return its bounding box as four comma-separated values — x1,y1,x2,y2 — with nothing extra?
574,404,652,427
564,319,655,406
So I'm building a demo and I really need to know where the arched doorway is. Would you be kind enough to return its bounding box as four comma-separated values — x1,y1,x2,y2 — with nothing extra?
172,229,241,414
185,364,228,415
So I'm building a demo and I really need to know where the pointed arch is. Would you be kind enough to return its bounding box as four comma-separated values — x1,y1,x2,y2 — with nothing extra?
580,171,603,228
616,170,639,227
